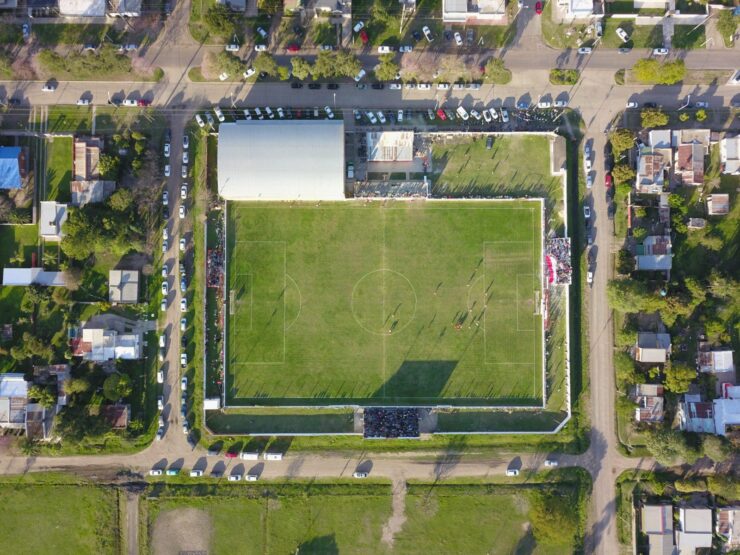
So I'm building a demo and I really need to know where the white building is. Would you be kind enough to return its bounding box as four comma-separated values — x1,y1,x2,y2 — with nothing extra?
39,201,68,241
676,508,713,554
443,0,507,23
0,373,28,431
72,328,141,361
713,385,740,437
2,268,67,286
558,0,593,19
58,0,106,16
366,131,414,162
720,134,739,175
217,120,345,201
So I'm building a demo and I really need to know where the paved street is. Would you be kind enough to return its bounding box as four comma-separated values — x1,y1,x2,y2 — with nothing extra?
1,2,739,552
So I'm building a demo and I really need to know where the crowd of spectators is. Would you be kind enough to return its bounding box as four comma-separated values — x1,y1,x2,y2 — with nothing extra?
207,218,225,289
546,238,572,285
354,181,429,199
364,408,420,439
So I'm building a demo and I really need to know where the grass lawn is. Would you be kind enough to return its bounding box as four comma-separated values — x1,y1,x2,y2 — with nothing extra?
307,20,338,47
0,224,38,267
671,25,706,49
144,483,392,554
45,136,73,202
32,24,111,46
226,201,543,407
431,135,563,209
541,2,594,48
600,18,663,49
435,409,565,432
352,0,443,47
206,408,355,434
0,482,119,554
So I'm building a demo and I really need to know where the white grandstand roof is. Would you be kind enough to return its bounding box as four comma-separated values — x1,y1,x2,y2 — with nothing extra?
217,120,345,201
366,131,414,162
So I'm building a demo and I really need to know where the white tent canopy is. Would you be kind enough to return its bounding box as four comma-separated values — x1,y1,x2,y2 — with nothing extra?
217,120,345,201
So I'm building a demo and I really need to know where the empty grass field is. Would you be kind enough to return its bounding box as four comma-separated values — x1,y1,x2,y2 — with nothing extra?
226,200,543,407
0,482,119,554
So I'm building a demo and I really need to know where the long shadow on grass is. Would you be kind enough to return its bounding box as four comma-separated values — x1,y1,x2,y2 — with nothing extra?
371,360,457,400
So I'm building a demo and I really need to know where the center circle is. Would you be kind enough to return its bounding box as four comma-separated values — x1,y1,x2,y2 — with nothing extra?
351,269,417,335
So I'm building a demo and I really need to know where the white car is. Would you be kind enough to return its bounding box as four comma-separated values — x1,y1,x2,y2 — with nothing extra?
488,108,498,120
181,165,187,178
352,472,368,478
422,25,433,42
378,45,394,53
537,100,552,109
470,109,481,121
544,459,559,468
243,67,255,79
181,376,188,391
76,98,90,106
388,83,402,90
653,48,669,55
585,158,592,172
164,164,171,177
376,111,386,124
417,83,431,90
399,45,412,53
587,271,594,285
157,396,164,410
397,109,404,122
265,107,274,119
354,69,366,82
180,185,187,199
500,109,509,123
245,474,259,482
161,262,168,277
577,47,592,55
243,108,252,120
695,101,709,108
157,370,164,384
353,21,365,33
324,106,334,119
253,107,264,119
195,114,205,128
41,83,57,92
256,26,268,39
122,99,138,107
182,151,188,164
437,83,450,90
214,106,225,122
626,101,638,109
456,106,469,121
454,32,463,46
482,110,492,123
180,318,187,332
218,72,229,81
584,206,591,219
254,44,267,52
182,422,189,434
554,99,568,108
161,281,168,296
179,238,186,251
189,470,203,477
320,45,334,51
276,107,285,118
179,205,185,219
149,469,163,476
586,174,593,189
164,143,170,158
160,299,166,312
616,28,630,43
159,335,166,348
225,43,239,52
228,474,242,482
180,298,187,312
365,111,378,124
506,469,519,477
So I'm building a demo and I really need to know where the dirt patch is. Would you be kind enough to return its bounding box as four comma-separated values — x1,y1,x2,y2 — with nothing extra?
152,507,212,555
381,479,407,547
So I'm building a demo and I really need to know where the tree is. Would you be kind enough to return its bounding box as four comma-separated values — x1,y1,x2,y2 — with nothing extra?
640,107,669,128
17,436,40,456
290,57,312,80
695,108,707,122
108,188,133,212
663,363,696,393
701,435,730,463
611,163,635,185
252,52,279,77
528,489,580,546
204,3,240,39
333,50,362,78
607,279,663,314
633,58,685,85
28,384,56,409
716,10,738,44
215,51,246,76
609,129,635,156
66,377,91,395
679,112,689,122
257,0,282,14
632,226,648,242
98,154,120,180
644,428,690,465
708,271,739,300
277,65,290,81
485,57,511,85
617,249,635,275
615,352,641,389
374,53,399,82
102,373,132,401
312,51,337,79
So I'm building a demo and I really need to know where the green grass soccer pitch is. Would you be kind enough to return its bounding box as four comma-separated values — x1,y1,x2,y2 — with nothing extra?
225,200,544,407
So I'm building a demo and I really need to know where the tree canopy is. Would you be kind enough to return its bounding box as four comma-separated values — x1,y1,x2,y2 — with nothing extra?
609,129,635,156
633,58,685,85
640,107,669,128
374,53,399,82
663,363,696,393
102,373,132,401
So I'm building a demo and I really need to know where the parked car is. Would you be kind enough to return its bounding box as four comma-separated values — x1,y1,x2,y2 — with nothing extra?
228,474,242,482
500,109,509,123
399,45,412,52
422,25,433,42
376,111,386,124
587,271,594,285
76,98,90,106
180,317,187,332
179,205,185,219
243,67,255,79
179,237,186,251
181,165,187,178
218,72,229,81
225,43,239,52
378,45,394,53
150,469,163,476
214,106,225,122
436,108,447,120
626,101,638,108
653,48,669,56
695,101,709,108
195,114,205,128
256,26,268,38
324,106,334,119
319,44,334,51
22,23,29,40
41,83,57,92
454,32,463,46
455,106,469,121
254,44,267,52
365,111,378,124
165,469,179,476
137,99,151,107
286,43,300,52
577,47,592,55
190,470,203,477
157,396,164,410
506,469,519,477
535,1,542,14
537,99,551,109
586,174,593,189
389,83,402,90
354,69,366,82
584,206,591,219
327,83,339,90
417,83,431,90
156,428,164,440
554,99,568,108
164,164,171,177
353,21,365,33
122,99,138,107
359,29,369,44
616,27,630,43
544,459,559,468
605,173,612,188
180,298,187,312
470,109,481,121
353,472,369,478
181,376,188,391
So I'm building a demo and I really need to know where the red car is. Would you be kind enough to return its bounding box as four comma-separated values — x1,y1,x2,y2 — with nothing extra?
359,29,369,45
436,109,447,121
224,452,237,459
137,99,151,107
605,173,613,188
535,1,542,14
286,43,300,52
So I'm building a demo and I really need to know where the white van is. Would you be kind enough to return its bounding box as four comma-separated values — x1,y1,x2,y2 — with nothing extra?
245,474,259,482
263,452,283,461
239,452,260,460
455,106,469,121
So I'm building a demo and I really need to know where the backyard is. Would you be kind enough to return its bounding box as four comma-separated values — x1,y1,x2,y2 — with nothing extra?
45,136,73,202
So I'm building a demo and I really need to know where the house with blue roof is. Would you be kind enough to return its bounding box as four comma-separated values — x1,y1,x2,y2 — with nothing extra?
0,147,24,190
